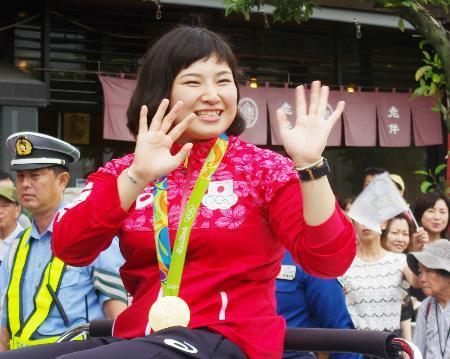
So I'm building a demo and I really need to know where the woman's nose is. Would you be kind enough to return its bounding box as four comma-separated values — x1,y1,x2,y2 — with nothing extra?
201,85,220,103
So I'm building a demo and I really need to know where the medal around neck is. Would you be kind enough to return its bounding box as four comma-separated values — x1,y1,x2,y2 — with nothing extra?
148,296,191,332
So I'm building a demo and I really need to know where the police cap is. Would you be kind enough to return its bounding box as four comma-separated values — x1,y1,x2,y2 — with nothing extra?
6,132,80,171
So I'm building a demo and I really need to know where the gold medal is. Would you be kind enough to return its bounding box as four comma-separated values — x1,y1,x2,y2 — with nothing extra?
148,296,190,332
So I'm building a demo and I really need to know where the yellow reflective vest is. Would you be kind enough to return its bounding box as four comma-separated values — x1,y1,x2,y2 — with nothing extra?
6,227,67,349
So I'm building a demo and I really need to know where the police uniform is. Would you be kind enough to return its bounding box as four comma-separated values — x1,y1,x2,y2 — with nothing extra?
276,251,361,359
0,132,127,350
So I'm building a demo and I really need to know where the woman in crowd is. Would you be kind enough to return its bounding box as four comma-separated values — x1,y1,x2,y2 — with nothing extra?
407,239,450,358
339,196,354,216
380,214,414,341
3,26,356,359
381,213,413,254
412,191,449,251
343,219,419,342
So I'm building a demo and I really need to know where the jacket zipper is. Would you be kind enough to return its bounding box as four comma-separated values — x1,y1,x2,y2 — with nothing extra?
219,291,228,320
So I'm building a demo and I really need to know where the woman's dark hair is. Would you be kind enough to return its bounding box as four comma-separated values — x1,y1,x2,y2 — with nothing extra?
413,191,450,238
127,25,245,137
381,213,414,253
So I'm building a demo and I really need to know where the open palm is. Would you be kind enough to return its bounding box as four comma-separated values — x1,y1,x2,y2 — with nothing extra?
277,81,345,166
131,100,196,183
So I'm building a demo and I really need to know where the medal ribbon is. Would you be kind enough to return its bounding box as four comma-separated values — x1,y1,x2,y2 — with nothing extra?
153,134,228,297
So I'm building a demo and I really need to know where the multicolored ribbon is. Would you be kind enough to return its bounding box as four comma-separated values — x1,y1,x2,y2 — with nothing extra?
153,134,229,297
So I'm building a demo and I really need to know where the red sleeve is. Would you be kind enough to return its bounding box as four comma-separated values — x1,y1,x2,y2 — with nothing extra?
52,159,130,266
268,179,356,278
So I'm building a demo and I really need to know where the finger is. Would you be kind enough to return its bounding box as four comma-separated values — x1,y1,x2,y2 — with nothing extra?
149,99,170,132
168,113,197,142
326,101,345,129
160,101,183,133
276,108,291,136
316,85,330,119
138,105,149,135
308,80,321,115
173,143,193,164
295,85,307,121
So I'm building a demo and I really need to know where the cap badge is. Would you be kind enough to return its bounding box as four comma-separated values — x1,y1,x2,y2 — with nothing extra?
15,138,33,156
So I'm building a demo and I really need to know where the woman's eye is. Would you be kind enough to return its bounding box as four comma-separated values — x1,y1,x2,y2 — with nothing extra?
183,80,199,85
218,78,232,84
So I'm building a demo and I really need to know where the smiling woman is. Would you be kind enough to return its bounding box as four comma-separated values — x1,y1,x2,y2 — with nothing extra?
168,56,237,143
10,25,358,359
381,213,414,254
413,192,450,250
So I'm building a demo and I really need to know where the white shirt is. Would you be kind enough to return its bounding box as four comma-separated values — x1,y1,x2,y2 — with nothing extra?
0,223,23,263
343,251,406,331
414,297,450,359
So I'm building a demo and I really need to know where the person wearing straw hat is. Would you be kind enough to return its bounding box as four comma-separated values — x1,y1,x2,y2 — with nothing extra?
407,240,450,358
0,132,128,351
389,174,405,198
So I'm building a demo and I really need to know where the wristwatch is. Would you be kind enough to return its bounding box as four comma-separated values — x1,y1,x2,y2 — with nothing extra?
295,158,330,181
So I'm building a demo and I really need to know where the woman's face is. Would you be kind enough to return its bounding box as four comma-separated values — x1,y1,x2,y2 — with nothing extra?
353,221,381,243
384,218,410,253
169,54,237,143
421,199,449,237
418,263,450,298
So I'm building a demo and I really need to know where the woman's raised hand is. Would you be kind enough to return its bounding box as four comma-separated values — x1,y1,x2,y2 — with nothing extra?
412,226,429,251
277,81,344,166
129,99,196,183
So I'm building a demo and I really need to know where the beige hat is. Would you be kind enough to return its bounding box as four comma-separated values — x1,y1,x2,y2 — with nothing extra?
390,174,405,192
0,186,18,204
407,239,450,275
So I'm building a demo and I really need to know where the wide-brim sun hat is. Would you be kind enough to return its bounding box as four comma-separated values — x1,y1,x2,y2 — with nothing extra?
407,239,450,275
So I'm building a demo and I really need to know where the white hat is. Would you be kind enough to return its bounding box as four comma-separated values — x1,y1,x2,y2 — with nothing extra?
407,239,450,275
6,132,80,171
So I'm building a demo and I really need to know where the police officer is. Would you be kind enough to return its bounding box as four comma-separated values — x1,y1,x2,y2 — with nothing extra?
276,250,361,359
0,132,127,351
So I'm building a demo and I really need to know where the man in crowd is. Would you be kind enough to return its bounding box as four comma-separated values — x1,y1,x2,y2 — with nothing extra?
0,171,31,229
0,132,127,351
362,167,386,189
0,187,22,264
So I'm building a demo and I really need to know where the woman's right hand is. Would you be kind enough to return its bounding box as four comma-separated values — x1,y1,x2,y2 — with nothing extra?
412,226,429,251
129,99,196,184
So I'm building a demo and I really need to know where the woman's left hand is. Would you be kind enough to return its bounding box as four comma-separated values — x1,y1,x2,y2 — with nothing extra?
277,81,345,166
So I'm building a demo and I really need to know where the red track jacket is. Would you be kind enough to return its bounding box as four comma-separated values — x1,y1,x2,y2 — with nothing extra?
53,136,356,358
